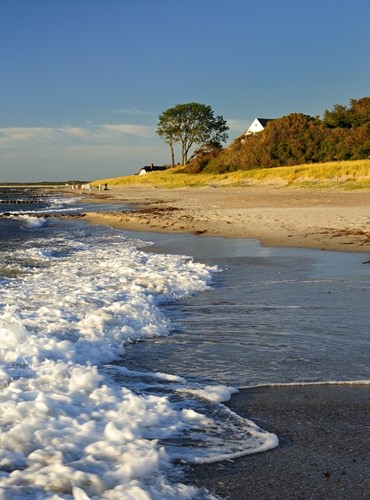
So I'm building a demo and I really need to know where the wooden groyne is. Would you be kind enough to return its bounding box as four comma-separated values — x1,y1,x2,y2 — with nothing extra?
0,189,51,205
0,194,49,199
0,199,47,205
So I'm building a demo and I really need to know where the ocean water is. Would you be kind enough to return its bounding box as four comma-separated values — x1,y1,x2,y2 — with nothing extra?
0,189,369,499
126,233,370,387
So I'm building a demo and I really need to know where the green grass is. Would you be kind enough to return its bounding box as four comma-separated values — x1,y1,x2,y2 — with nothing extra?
93,159,370,190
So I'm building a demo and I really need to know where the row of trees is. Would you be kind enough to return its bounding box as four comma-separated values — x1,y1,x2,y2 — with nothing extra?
156,97,370,173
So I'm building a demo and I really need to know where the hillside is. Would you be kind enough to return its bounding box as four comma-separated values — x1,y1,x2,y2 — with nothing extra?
94,159,370,190
185,98,370,175
94,98,370,188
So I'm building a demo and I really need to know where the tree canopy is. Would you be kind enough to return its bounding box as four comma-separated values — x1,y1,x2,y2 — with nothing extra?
323,97,370,128
157,102,229,166
185,97,370,173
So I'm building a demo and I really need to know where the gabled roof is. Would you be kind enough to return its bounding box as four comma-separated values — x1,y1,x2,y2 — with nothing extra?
244,117,273,137
138,165,167,174
255,118,272,127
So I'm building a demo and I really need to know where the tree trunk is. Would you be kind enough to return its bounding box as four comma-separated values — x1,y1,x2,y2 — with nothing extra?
170,142,175,167
166,139,175,167
181,142,187,165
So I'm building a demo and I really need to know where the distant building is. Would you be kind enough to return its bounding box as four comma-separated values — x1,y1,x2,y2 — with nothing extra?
245,118,272,136
138,164,167,175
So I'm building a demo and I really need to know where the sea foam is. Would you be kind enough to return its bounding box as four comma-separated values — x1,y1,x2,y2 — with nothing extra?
0,221,277,498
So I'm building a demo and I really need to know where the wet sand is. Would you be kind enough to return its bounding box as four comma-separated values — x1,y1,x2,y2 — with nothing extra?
185,384,370,499
76,185,370,253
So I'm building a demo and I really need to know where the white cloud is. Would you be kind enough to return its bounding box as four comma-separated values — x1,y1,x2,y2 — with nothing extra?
0,126,55,145
59,127,90,139
112,107,153,116
0,121,169,182
101,124,153,137
0,122,155,148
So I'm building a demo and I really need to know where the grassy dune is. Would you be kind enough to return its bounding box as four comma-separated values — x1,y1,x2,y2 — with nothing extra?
94,159,370,190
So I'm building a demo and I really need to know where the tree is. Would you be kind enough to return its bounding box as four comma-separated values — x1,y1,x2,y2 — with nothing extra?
323,97,370,128
156,111,178,167
157,102,229,165
323,103,352,128
349,97,370,127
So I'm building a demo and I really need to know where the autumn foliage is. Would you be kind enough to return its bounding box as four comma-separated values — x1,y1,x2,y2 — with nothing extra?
186,97,370,173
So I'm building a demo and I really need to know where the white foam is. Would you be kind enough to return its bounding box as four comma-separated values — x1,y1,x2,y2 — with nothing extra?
0,227,277,498
182,384,239,403
15,214,47,229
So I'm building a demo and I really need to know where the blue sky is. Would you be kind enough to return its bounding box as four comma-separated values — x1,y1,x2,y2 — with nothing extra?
1,0,369,182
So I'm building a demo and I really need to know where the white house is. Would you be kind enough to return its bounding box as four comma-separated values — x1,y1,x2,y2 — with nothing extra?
138,164,167,175
245,118,272,136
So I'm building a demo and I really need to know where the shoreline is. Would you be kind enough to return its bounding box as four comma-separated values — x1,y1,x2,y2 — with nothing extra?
185,383,370,499
67,186,370,498
73,185,370,253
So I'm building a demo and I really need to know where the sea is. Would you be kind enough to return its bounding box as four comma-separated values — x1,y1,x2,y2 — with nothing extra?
0,188,369,499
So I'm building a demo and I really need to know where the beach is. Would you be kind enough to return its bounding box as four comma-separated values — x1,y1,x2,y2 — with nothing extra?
77,185,370,253
73,185,370,499
185,383,370,499
1,186,369,498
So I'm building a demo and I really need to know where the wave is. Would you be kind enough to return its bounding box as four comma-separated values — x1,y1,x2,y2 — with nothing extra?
0,224,277,498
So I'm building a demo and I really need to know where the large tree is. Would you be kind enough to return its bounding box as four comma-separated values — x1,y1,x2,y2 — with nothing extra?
157,102,229,166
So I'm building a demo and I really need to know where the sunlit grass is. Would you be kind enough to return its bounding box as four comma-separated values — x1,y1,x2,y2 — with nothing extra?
93,159,370,190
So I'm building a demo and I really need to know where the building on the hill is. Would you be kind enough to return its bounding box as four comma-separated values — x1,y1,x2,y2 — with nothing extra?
138,164,167,175
245,118,272,135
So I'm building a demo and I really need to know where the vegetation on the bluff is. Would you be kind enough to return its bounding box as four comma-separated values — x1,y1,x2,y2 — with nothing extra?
95,158,370,190
95,97,370,190
184,97,370,174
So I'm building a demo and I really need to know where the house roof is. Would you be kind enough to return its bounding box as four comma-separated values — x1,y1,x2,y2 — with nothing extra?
255,118,272,127
244,117,273,137
139,165,167,173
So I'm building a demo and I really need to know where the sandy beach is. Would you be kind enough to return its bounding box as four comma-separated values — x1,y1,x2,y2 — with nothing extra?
76,185,370,253
70,185,370,499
